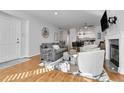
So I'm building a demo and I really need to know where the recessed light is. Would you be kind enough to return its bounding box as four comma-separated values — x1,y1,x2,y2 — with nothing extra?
54,12,58,15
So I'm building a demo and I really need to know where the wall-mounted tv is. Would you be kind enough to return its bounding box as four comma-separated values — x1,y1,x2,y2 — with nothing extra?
100,11,109,32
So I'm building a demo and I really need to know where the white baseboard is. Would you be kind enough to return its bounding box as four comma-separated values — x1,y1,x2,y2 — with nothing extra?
30,53,40,57
118,67,124,75
20,53,40,58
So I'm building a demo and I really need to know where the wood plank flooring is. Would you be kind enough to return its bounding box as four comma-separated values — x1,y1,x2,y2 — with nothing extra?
0,55,124,82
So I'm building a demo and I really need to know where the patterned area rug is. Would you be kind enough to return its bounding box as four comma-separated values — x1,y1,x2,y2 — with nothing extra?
72,70,110,82
39,58,111,82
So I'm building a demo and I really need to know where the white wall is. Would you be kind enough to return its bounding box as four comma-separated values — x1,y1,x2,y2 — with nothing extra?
58,29,68,46
29,21,59,56
95,26,103,45
2,10,59,57
20,20,30,57
69,28,77,48
62,30,68,45
103,10,124,36
104,10,124,74
102,10,124,61
69,28,77,42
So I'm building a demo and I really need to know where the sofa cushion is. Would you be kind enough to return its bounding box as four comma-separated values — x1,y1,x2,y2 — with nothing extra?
41,43,52,48
52,45,60,50
54,48,67,54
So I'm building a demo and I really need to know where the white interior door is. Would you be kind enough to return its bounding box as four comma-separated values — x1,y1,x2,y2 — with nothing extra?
0,15,21,63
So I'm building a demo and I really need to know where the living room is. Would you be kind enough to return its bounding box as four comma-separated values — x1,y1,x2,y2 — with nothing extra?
1,0,124,92
1,10,124,82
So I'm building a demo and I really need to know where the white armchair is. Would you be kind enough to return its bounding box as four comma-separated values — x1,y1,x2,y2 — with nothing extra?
78,50,105,77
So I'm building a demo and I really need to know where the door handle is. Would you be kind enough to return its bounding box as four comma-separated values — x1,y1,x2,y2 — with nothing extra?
17,38,20,44
17,41,19,43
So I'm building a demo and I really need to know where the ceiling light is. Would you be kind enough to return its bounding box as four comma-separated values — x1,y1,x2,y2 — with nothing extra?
54,12,58,15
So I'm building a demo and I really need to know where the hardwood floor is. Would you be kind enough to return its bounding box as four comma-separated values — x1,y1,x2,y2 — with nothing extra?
0,55,124,82
105,65,124,82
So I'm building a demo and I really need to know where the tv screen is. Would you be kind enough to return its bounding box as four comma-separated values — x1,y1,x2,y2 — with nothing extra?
100,11,109,32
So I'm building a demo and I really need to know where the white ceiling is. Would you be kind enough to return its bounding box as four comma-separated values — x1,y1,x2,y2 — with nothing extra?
21,10,104,29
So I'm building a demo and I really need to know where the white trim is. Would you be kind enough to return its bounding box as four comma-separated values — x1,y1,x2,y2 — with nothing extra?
25,20,30,57
30,53,40,57
118,67,124,75
17,20,22,59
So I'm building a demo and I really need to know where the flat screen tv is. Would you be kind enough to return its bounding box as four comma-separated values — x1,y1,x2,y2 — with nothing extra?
100,11,109,32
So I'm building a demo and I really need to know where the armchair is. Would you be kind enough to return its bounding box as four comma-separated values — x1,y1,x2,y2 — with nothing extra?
78,50,105,77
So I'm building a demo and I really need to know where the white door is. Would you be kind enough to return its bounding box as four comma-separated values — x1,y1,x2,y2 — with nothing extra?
0,15,21,63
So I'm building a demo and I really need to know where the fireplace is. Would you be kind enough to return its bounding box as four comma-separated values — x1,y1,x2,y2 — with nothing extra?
105,31,124,74
110,40,119,67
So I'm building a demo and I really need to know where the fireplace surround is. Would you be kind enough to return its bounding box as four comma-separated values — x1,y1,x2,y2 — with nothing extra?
105,31,124,74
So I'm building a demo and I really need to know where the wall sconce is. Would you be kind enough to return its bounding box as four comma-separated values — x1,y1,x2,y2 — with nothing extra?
108,16,117,24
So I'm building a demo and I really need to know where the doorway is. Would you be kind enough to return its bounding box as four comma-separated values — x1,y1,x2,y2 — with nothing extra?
0,13,21,63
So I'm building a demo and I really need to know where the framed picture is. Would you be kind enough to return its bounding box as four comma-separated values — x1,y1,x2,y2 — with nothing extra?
41,27,49,38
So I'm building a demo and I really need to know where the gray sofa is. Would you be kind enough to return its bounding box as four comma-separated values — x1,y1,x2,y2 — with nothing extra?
40,43,67,62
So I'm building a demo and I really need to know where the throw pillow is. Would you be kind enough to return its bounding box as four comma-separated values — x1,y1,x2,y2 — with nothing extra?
52,45,60,50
